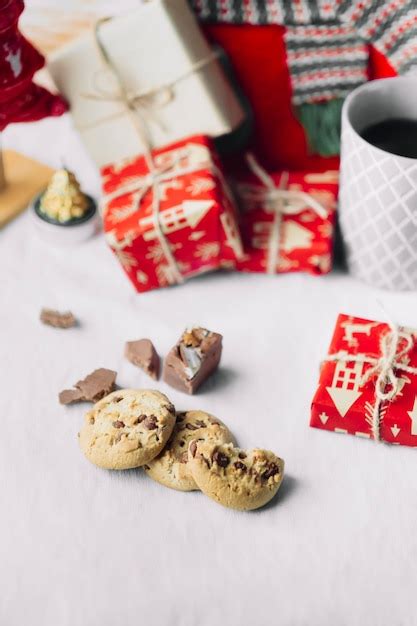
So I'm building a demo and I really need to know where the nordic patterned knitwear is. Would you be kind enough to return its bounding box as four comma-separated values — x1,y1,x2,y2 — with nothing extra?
190,0,417,104
284,23,368,105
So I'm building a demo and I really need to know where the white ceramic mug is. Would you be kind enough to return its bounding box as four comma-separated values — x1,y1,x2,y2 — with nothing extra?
339,76,417,290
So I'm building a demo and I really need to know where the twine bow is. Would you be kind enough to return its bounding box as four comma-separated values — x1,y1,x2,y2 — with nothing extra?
325,323,417,441
87,18,219,285
240,154,328,274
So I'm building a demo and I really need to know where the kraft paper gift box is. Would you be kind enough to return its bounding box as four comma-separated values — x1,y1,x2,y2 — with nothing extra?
234,158,338,275
102,134,243,293
48,0,244,168
311,314,417,447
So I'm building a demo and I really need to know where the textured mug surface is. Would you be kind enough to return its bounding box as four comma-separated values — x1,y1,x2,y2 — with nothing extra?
339,77,417,291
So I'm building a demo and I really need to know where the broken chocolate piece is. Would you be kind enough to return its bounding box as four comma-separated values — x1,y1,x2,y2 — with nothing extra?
59,368,117,405
124,339,160,380
40,308,77,329
58,389,83,405
162,326,222,394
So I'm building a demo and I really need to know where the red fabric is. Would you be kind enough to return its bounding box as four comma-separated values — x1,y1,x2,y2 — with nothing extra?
203,24,398,170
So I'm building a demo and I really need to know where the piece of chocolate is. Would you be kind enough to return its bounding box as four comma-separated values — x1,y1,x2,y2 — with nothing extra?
59,368,117,405
124,339,160,380
162,327,222,394
40,308,77,329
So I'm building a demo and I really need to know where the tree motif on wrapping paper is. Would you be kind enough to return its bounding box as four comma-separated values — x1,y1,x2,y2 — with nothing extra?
195,241,220,261
186,176,216,196
107,203,138,224
155,260,190,286
146,242,182,264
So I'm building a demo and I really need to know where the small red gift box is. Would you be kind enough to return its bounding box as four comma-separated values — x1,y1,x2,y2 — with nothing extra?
311,314,417,446
234,159,338,275
102,135,243,292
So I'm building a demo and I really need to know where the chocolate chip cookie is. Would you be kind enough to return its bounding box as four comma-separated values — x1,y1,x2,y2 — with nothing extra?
188,442,284,510
144,410,234,491
79,389,176,470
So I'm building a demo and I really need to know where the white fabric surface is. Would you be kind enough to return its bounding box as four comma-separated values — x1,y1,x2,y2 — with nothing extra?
2,116,417,626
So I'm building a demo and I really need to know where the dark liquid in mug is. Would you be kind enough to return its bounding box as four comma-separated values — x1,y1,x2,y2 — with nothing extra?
360,118,417,159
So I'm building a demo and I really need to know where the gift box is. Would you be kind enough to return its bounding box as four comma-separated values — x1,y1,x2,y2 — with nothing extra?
48,0,244,168
102,134,243,293
234,158,338,275
311,314,417,447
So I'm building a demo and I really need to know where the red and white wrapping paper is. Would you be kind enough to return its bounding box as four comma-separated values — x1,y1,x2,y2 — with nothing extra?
234,167,338,275
102,135,243,293
311,314,417,447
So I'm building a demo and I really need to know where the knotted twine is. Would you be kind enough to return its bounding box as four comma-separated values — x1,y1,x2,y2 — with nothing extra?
87,18,220,285
325,323,417,441
238,153,328,274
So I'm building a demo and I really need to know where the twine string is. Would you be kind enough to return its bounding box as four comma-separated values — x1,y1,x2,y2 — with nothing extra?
324,323,417,441
242,153,328,274
89,18,219,284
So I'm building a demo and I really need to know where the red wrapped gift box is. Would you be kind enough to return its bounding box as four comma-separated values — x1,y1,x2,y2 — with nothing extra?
234,162,338,275
102,135,243,293
311,314,417,447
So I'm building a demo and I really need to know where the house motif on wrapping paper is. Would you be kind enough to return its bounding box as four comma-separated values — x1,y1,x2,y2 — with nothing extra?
141,200,214,241
326,351,364,418
252,220,313,253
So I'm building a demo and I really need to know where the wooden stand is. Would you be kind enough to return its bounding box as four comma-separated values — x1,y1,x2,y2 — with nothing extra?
0,150,54,228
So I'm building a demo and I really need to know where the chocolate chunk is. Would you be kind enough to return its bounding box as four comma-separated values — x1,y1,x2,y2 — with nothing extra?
113,420,125,429
40,308,77,329
212,450,230,468
185,423,199,431
262,463,280,479
189,441,198,457
238,452,247,459
234,461,247,471
133,414,147,425
59,368,117,405
162,327,223,394
143,415,158,430
125,339,160,380
59,389,84,405
195,420,207,428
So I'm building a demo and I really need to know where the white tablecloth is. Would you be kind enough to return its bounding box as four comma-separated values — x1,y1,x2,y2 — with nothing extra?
2,115,417,626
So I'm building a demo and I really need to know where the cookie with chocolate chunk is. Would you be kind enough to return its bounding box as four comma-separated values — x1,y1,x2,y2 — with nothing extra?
79,389,176,470
144,410,234,491
163,326,222,394
188,442,284,510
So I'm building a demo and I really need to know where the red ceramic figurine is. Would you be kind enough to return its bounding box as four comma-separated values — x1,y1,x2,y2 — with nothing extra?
0,0,68,227
0,0,67,130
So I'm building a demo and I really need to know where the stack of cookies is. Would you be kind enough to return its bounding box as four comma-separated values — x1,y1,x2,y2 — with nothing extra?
79,389,284,511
